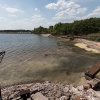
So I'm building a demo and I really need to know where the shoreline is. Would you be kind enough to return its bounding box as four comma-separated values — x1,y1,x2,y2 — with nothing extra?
1,81,100,100
74,38,100,50
75,43,100,53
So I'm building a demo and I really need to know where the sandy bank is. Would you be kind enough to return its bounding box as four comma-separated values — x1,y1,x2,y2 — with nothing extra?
75,39,100,53
75,43,100,53
41,34,51,37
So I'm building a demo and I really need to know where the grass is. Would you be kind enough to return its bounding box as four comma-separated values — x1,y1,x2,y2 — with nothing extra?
84,36,100,42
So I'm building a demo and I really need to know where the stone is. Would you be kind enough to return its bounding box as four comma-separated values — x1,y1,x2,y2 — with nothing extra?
83,84,91,91
59,96,68,100
69,87,79,94
94,91,100,99
75,96,81,100
77,85,83,91
31,92,48,100
63,87,69,93
48,97,56,100
1,81,100,100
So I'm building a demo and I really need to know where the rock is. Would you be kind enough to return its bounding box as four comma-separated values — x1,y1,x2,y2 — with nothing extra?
27,98,31,100
55,90,63,98
77,85,83,91
12,97,21,100
59,96,68,100
48,97,55,100
1,81,100,100
83,84,91,91
75,96,81,100
63,87,69,93
8,92,18,100
69,87,79,94
94,91,100,99
31,92,48,100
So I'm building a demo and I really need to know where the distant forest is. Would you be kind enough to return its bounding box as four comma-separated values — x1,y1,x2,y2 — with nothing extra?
0,30,31,33
32,18,100,36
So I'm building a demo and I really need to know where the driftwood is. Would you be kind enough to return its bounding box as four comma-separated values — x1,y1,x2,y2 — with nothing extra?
20,89,30,100
85,62,100,90
85,62,100,80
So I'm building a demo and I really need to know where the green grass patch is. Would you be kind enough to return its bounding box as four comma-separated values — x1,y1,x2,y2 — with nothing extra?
84,36,100,42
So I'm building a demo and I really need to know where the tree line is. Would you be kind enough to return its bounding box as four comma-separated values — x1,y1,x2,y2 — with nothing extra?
0,30,31,33
32,18,100,36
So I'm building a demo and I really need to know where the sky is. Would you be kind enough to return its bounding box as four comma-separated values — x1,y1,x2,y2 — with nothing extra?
0,0,100,30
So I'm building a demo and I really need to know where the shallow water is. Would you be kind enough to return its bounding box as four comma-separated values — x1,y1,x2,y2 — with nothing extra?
0,33,100,86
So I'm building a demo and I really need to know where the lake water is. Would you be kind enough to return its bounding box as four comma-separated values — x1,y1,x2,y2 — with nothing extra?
0,33,100,86
0,34,57,56
0,34,58,66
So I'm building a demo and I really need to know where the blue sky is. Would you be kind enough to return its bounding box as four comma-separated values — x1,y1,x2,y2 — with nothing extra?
0,0,100,30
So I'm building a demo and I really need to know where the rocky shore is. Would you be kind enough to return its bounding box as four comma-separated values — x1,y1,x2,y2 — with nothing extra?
1,81,100,100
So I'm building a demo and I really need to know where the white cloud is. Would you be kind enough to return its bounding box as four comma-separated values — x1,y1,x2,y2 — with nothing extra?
0,19,33,30
13,20,33,29
53,8,75,19
53,7,87,20
6,8,18,13
45,0,87,20
0,4,7,9
6,7,24,13
31,14,45,21
8,14,17,17
34,8,40,12
0,14,52,30
77,6,100,20
0,17,6,21
5,18,53,30
0,17,3,19
45,0,80,10
87,6,100,17
76,8,87,14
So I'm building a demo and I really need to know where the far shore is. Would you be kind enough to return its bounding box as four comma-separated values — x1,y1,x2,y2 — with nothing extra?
0,32,32,34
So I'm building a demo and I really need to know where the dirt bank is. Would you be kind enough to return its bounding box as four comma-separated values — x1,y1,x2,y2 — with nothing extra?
75,39,100,53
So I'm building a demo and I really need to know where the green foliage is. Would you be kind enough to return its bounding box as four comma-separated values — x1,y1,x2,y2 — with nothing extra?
48,26,53,33
33,17,100,36
53,22,63,35
85,36,100,42
32,26,48,34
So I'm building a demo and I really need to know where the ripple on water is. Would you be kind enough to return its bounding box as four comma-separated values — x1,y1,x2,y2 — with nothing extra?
0,34,100,86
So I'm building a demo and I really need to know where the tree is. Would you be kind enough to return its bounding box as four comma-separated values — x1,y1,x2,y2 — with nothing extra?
48,26,53,33
32,17,100,36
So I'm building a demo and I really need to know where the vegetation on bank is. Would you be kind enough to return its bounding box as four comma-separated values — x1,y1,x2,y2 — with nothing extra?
0,30,31,33
84,36,100,42
32,17,100,36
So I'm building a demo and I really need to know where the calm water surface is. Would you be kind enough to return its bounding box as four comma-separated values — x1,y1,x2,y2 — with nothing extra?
0,33,58,63
0,34,57,54
0,33,58,86
0,33,100,86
